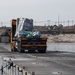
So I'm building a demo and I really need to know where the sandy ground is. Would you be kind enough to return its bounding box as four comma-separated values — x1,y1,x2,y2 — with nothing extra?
45,34,75,43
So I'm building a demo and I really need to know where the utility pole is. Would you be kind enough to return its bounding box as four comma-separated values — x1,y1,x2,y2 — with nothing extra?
63,21,65,26
58,14,60,26
47,20,50,26
34,21,36,26
72,20,74,25
55,21,57,25
68,20,69,26
1,22,3,27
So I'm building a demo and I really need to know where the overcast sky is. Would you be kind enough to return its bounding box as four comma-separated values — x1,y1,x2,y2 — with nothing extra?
0,0,75,26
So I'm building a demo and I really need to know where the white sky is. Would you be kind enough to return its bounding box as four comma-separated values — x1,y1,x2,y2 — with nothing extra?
0,0,75,26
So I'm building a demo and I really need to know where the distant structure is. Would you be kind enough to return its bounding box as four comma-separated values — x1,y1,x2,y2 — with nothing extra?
0,24,75,36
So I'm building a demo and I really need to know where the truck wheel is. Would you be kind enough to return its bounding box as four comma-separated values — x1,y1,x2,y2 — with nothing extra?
28,50,35,53
19,49,24,53
11,48,17,52
38,49,46,53
11,49,13,52
14,48,18,52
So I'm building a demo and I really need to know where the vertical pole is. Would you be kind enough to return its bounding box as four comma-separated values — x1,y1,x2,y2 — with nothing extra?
10,67,11,75
1,66,3,75
72,20,74,25
32,72,35,75
15,66,16,75
6,62,8,75
22,70,23,75
68,20,69,26
1,57,3,75
35,21,36,26
22,66,25,75
6,62,7,74
17,67,19,75
55,21,57,25
11,66,13,75
8,68,9,75
1,57,3,67
25,72,27,75
63,21,65,26
47,20,50,26
13,65,16,75
58,14,60,26
1,22,3,27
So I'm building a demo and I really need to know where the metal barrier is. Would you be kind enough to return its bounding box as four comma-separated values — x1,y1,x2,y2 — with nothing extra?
0,58,35,75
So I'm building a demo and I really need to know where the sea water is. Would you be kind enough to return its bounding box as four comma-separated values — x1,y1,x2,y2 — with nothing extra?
47,43,75,52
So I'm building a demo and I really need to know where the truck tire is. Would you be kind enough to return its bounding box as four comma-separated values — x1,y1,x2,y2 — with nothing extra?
19,49,24,53
38,46,47,53
38,50,46,53
11,47,17,52
14,47,18,52
11,49,13,52
28,50,35,53
18,44,24,53
17,39,24,53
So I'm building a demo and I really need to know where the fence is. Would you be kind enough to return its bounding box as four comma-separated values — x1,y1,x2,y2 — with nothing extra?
0,58,35,75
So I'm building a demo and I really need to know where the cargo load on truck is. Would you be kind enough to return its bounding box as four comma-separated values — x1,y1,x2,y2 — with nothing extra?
18,31,41,38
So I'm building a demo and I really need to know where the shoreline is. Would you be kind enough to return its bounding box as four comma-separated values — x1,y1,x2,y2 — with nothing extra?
46,34,75,43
